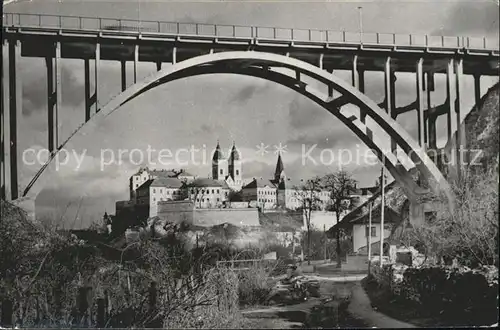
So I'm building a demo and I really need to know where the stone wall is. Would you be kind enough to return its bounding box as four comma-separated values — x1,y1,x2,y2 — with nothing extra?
194,208,259,227
156,201,260,228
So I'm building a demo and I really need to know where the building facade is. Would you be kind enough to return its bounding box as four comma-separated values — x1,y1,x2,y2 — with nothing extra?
188,178,230,208
212,141,243,191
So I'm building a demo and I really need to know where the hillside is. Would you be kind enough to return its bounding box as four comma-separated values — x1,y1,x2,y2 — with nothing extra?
444,82,500,177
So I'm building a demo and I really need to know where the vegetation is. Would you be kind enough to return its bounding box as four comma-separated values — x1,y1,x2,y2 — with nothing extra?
400,168,498,268
293,176,322,265
0,200,280,328
320,171,358,267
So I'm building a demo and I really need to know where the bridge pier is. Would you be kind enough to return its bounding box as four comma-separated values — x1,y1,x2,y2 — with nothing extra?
134,44,139,84
121,60,127,92
45,41,62,152
426,72,437,151
384,57,398,155
1,39,22,201
1,39,10,200
84,59,91,121
454,58,464,180
416,58,425,148
446,59,456,144
473,74,481,107
95,43,100,113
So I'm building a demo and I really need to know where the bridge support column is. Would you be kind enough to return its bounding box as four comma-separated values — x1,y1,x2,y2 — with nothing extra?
416,58,425,148
473,74,481,109
446,58,456,143
454,58,464,179
95,43,100,114
172,47,177,65
384,57,397,155
134,44,139,84
351,56,366,124
46,56,57,152
426,72,436,150
352,55,359,89
54,41,61,150
121,60,127,92
156,61,162,71
5,40,22,200
84,59,91,121
1,39,10,200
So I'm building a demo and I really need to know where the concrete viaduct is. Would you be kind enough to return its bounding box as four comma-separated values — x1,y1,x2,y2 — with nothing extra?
1,13,499,221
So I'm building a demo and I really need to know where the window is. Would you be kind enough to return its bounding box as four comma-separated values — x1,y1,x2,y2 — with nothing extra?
217,189,220,194
365,226,376,237
153,198,156,202
217,198,220,202
212,189,215,194
153,189,156,193
236,170,239,175
220,169,223,175
135,184,138,188
160,188,163,193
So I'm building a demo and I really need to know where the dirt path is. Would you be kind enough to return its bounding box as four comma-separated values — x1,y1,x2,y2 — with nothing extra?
241,280,368,329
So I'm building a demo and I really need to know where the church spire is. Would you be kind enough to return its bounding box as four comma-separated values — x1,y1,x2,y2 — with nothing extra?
274,152,284,182
212,140,223,162
230,141,240,161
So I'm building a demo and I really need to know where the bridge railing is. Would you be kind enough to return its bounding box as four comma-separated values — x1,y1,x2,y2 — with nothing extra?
2,12,499,50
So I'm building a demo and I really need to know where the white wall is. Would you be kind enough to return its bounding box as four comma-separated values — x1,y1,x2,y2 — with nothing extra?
305,210,352,231
352,224,391,252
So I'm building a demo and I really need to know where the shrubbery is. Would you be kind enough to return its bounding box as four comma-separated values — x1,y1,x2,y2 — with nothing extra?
0,200,276,328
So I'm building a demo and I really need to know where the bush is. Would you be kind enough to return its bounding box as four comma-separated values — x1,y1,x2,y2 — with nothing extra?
370,262,498,326
237,264,274,307
405,169,498,268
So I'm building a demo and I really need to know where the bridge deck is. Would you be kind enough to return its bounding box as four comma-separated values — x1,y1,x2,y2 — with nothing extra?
2,13,499,75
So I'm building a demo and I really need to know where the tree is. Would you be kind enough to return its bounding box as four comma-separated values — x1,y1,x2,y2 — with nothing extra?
294,176,323,265
321,170,358,268
401,168,498,268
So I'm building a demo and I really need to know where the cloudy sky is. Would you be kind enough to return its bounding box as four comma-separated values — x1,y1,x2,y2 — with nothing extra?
4,0,499,228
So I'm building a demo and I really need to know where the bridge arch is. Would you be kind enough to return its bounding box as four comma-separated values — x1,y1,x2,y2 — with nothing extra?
20,51,452,217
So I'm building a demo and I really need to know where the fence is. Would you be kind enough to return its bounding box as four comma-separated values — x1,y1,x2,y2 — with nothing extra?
2,12,498,50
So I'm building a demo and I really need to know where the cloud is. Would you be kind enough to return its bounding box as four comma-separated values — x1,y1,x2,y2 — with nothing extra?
22,62,85,116
433,2,499,36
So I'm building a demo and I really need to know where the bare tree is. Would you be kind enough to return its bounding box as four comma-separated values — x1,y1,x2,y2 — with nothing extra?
402,168,498,267
294,177,323,265
321,171,358,268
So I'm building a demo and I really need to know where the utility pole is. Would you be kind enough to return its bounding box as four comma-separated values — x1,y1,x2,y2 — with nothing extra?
323,224,327,262
368,201,373,274
358,6,363,44
379,156,386,266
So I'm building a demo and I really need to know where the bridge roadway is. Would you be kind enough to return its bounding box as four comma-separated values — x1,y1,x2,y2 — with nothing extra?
2,12,499,75
1,13,499,215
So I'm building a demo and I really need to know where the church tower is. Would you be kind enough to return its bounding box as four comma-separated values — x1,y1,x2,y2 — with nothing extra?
228,141,242,190
212,140,227,180
274,152,285,183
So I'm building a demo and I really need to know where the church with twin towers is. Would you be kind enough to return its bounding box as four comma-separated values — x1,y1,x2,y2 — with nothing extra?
211,141,243,191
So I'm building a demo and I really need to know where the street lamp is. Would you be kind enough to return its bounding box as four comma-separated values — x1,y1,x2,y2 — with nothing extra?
358,6,363,44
